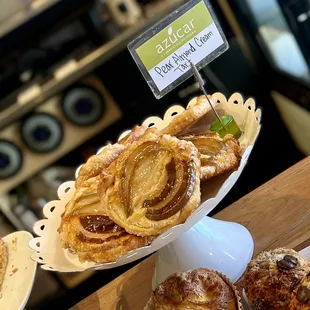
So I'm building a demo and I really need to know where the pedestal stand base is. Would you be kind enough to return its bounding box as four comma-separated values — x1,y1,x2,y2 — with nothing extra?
152,216,253,288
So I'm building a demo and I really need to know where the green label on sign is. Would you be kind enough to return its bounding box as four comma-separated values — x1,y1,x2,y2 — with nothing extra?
136,2,213,71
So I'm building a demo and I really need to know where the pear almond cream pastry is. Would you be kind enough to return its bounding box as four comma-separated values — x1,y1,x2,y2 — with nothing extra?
244,248,310,309
75,125,150,188
145,268,239,310
180,133,241,181
59,178,153,263
99,131,201,236
59,142,153,263
75,143,126,188
160,95,217,136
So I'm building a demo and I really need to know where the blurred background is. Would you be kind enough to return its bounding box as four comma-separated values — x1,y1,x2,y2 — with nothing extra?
0,0,309,308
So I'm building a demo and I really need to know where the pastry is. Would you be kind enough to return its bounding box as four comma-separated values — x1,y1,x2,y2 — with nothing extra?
99,131,201,236
244,248,310,309
145,268,239,310
0,238,8,289
180,133,241,181
59,141,153,263
75,125,150,188
75,143,126,188
160,95,217,136
59,178,153,263
118,125,150,146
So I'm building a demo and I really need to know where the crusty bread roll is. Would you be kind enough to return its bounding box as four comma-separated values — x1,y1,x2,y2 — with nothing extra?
145,268,238,310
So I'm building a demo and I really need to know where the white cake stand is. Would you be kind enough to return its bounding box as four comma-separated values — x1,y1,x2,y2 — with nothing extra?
152,217,254,287
29,92,261,286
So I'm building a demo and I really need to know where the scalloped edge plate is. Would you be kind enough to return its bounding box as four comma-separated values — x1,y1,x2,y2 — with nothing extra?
0,231,37,310
29,92,261,272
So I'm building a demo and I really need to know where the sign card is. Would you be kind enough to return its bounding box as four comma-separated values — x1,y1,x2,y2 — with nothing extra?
128,0,229,99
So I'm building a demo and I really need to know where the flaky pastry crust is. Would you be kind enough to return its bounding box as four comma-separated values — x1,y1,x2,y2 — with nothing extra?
0,238,7,289
145,268,238,310
180,133,241,181
59,142,153,263
75,144,126,188
75,126,151,188
244,248,310,309
99,131,201,236
118,125,150,146
160,95,217,136
59,177,153,263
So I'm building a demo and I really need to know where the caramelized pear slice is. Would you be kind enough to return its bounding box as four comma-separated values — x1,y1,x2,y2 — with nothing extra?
77,231,127,244
79,215,123,234
121,142,158,216
182,136,227,155
146,161,196,221
198,145,221,156
142,159,176,209
72,191,102,215
194,139,224,150
200,158,217,167
75,192,99,205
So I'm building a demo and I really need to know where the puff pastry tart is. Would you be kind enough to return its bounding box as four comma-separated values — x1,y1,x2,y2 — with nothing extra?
75,144,125,188
160,95,217,136
75,126,150,188
59,142,153,263
99,131,201,236
59,179,153,263
180,133,241,181
145,268,238,310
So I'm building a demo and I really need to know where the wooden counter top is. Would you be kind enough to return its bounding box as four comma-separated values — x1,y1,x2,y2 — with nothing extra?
73,157,310,310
